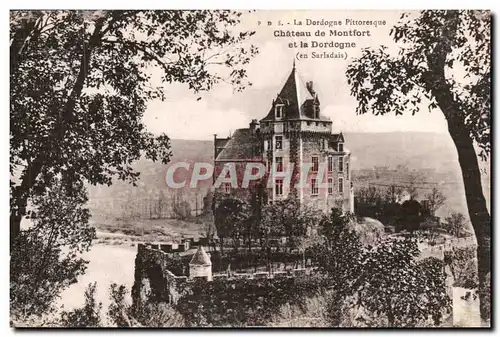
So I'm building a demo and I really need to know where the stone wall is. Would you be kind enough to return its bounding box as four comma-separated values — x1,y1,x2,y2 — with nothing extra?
132,243,319,307
132,244,190,308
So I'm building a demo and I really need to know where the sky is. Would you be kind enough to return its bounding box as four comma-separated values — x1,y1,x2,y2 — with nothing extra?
143,10,449,140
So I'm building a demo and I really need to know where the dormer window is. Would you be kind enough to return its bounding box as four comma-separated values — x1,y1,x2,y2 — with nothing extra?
338,143,344,152
275,104,284,119
314,105,320,119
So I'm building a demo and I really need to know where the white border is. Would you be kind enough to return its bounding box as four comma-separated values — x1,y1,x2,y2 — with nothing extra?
2,1,498,336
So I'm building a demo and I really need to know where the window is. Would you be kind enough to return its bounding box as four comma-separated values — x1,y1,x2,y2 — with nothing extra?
311,178,318,195
328,178,333,195
346,162,349,180
223,183,231,194
276,157,283,172
328,156,333,172
314,105,320,119
275,178,283,196
338,143,344,152
276,105,284,119
312,156,319,172
339,156,344,173
275,135,283,150
338,177,344,194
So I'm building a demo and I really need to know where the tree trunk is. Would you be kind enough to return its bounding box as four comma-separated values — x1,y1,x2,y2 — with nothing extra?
10,12,42,75
447,119,491,324
10,157,45,248
427,25,491,320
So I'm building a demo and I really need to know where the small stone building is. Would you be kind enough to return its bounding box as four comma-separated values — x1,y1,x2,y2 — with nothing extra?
189,246,212,281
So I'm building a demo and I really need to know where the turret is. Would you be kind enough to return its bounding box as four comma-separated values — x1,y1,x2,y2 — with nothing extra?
189,246,212,281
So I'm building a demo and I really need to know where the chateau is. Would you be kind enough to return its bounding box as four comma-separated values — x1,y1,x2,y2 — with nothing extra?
214,64,354,213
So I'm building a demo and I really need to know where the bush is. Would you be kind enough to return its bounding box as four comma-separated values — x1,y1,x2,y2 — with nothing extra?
108,282,184,327
60,283,102,327
176,275,327,327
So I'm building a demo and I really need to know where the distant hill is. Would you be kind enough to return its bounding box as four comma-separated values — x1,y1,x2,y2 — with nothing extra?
88,132,490,221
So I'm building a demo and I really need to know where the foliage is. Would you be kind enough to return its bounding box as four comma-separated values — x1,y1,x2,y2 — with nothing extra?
345,10,491,320
355,186,429,232
10,180,95,320
175,275,326,327
10,9,258,246
315,209,364,325
202,191,214,215
172,199,192,220
444,246,478,288
314,209,450,327
425,187,446,216
398,199,425,232
260,198,321,251
269,294,329,327
356,239,451,327
108,283,131,327
445,212,468,237
108,282,184,327
346,10,490,157
213,196,250,253
60,282,102,327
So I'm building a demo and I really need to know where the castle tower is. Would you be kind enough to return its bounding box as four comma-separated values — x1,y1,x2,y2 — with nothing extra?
213,64,353,214
258,65,352,212
189,246,212,281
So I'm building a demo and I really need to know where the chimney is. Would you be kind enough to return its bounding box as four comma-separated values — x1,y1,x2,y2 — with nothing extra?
306,81,314,94
249,119,259,132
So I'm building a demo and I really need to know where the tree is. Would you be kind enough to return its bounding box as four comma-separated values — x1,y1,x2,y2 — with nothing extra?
60,282,102,328
10,10,257,248
316,209,364,325
346,10,490,322
444,247,478,289
10,179,95,321
426,187,446,216
213,197,249,255
172,198,192,220
108,283,184,327
202,191,213,216
260,198,320,252
398,199,424,232
383,185,404,204
357,239,451,327
445,212,467,237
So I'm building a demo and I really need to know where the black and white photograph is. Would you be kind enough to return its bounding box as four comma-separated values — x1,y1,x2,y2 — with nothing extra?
9,8,491,328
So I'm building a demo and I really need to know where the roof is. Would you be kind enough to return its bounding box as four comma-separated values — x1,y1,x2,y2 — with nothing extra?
189,246,211,265
330,133,345,143
260,66,330,122
215,128,261,161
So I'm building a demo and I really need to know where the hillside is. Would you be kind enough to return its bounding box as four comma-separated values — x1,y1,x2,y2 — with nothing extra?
88,132,490,221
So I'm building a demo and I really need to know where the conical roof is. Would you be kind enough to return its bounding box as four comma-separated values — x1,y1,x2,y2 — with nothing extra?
260,65,329,121
189,246,212,265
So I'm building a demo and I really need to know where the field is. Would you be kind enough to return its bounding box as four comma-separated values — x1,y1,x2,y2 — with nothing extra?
91,216,208,246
